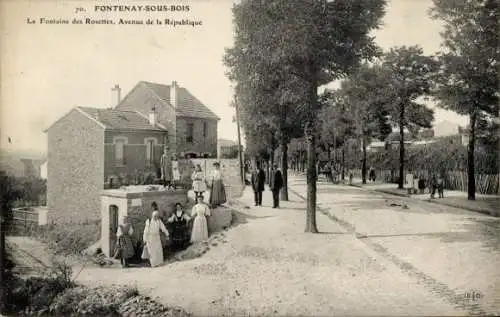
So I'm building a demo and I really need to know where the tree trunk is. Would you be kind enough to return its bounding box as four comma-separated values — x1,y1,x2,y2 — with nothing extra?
341,144,345,180
398,103,406,189
305,63,318,233
467,113,477,200
361,134,367,184
305,123,318,233
269,151,274,186
280,140,289,201
327,146,331,161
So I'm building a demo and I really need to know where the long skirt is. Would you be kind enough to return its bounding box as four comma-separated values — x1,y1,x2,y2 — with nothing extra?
118,235,135,259
171,222,190,251
191,216,208,243
209,180,227,206
144,233,164,267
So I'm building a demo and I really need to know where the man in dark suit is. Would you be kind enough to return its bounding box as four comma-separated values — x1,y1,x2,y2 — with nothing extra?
269,164,283,208
251,162,266,206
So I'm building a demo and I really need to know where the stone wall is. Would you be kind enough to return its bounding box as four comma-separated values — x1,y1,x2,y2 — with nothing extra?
47,108,105,224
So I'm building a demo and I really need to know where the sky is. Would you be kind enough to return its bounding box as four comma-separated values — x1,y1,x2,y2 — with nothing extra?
0,0,468,154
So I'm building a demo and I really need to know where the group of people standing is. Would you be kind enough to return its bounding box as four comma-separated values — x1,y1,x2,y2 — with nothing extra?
405,171,445,198
160,146,227,207
190,162,227,207
250,162,284,208
115,197,212,268
114,155,229,269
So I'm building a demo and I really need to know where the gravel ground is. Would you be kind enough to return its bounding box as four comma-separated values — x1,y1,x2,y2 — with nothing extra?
74,188,466,316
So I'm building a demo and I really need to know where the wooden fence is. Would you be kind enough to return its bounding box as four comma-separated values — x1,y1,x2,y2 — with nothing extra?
348,169,499,195
8,208,38,233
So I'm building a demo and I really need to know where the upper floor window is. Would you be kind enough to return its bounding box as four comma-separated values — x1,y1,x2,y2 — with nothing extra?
203,122,207,138
187,123,194,143
113,137,128,166
145,138,157,166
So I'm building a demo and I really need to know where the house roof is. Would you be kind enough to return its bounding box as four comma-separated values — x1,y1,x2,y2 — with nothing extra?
141,81,220,120
77,107,167,131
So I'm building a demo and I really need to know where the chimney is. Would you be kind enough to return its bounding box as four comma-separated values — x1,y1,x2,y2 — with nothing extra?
170,81,178,107
149,106,157,127
111,84,121,106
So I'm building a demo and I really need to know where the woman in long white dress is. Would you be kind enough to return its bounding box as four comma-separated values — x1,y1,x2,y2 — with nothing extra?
190,195,211,243
142,208,169,267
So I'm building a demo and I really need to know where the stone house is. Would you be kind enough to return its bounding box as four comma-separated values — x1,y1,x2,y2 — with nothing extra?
116,81,220,159
46,106,168,223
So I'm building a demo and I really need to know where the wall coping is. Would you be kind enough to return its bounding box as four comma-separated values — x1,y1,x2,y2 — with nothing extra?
101,187,187,199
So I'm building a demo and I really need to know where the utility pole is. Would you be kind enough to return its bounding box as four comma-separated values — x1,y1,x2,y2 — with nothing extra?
234,101,245,185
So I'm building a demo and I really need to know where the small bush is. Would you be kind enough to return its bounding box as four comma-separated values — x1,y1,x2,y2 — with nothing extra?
50,285,138,316
3,259,74,316
32,220,100,256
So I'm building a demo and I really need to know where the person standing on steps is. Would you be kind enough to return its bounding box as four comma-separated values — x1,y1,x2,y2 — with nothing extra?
208,162,227,208
251,162,266,206
190,195,211,243
191,164,206,199
171,153,181,190
160,147,173,190
269,164,283,209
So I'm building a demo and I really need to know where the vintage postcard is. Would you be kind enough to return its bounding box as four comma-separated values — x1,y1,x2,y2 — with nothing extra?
1,0,498,316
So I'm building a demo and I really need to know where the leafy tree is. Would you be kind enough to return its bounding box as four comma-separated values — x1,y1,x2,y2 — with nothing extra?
430,0,499,199
0,172,23,313
225,0,386,233
339,64,392,183
379,46,436,188
318,89,357,180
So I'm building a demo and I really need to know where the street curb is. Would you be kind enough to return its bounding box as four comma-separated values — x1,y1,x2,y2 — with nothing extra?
350,184,499,218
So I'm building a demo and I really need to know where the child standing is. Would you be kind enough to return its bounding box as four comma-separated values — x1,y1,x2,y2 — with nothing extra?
191,164,206,199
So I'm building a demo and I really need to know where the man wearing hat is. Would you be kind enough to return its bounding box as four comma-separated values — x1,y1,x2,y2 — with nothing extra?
269,164,283,208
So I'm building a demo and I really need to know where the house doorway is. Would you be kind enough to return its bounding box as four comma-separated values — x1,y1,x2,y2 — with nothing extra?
109,205,119,257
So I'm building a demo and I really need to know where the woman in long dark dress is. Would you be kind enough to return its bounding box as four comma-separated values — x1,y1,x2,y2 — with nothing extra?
208,162,227,207
167,203,191,252
116,217,135,268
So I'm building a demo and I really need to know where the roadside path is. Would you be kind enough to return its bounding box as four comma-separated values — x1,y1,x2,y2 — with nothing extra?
288,175,500,316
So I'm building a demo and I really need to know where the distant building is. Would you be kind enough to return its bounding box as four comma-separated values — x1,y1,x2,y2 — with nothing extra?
46,106,168,223
40,160,47,180
434,120,461,137
116,81,220,159
20,158,44,178
218,139,240,159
